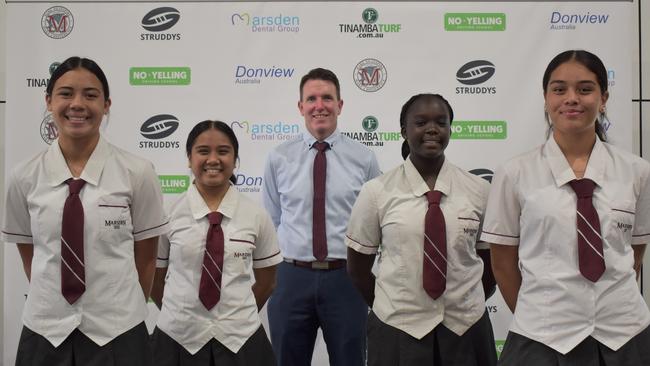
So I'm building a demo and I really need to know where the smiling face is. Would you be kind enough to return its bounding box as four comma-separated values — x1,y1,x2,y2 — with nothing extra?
401,95,451,161
298,79,343,140
189,129,236,193
46,68,111,141
544,60,608,138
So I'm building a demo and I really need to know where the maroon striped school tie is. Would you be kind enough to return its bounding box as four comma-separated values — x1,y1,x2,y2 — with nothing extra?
312,141,329,261
569,179,605,282
423,190,447,299
199,212,224,310
61,178,86,304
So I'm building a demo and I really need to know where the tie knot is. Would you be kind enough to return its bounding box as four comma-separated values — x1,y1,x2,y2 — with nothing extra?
426,190,442,205
66,178,86,194
313,141,330,152
208,212,223,225
569,179,596,198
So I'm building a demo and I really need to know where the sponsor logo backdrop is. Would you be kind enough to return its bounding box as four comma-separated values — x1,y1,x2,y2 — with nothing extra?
4,2,634,365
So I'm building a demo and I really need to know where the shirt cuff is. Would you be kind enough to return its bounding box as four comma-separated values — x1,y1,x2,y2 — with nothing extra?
345,235,378,255
1,230,34,244
253,251,283,268
480,231,519,246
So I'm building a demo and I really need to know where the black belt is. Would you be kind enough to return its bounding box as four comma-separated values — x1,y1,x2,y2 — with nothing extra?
284,259,347,270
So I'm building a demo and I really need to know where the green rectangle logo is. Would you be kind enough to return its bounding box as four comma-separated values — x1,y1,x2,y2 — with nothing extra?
130,67,191,86
445,13,506,31
159,175,190,194
451,121,507,140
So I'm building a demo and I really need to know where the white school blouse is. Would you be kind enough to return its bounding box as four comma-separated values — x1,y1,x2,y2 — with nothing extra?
346,157,490,339
156,184,282,354
1,137,169,346
481,136,650,354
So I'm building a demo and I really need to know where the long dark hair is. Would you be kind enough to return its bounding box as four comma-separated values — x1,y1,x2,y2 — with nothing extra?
46,56,110,101
399,93,454,160
542,50,608,141
186,120,239,184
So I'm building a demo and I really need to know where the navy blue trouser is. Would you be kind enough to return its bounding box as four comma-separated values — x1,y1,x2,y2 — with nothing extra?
268,261,367,366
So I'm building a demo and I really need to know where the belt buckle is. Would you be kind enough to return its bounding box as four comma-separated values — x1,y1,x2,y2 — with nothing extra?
311,261,329,270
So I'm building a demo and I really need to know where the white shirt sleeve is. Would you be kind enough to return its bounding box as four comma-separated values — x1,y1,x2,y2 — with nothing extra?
345,181,380,255
132,161,169,242
252,210,282,268
1,168,33,244
480,165,521,246
632,165,650,245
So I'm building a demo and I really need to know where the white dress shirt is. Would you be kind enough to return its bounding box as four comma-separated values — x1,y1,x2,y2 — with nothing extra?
346,157,489,339
156,184,282,354
263,130,381,261
1,137,169,347
481,136,650,354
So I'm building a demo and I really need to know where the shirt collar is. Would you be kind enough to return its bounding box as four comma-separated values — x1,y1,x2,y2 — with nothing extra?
544,135,606,188
44,137,109,187
302,129,342,150
187,183,239,221
404,156,451,198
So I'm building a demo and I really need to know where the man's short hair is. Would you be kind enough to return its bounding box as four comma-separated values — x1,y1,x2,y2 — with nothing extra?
299,68,341,100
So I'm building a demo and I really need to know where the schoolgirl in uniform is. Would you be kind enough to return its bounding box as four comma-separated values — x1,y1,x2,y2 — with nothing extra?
1,56,168,366
346,93,498,365
483,50,650,365
151,120,281,366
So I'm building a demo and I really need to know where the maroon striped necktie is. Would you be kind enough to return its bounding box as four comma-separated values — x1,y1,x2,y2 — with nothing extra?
312,141,329,261
199,212,224,310
423,190,447,299
61,178,86,304
569,179,605,282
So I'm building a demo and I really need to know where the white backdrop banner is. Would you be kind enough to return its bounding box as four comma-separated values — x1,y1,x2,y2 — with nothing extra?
4,1,634,365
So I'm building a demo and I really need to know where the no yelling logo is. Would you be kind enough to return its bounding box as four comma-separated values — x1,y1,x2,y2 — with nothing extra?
456,60,495,85
141,114,179,139
141,7,180,32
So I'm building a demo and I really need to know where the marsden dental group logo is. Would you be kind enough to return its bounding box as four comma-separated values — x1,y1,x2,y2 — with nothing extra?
230,120,301,141
231,12,300,33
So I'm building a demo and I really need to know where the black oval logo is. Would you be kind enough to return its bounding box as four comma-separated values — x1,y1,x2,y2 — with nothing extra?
469,168,494,183
141,114,179,139
141,7,180,32
456,60,495,85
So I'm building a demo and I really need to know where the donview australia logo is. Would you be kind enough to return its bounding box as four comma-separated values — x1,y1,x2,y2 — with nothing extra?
41,6,74,39
141,7,181,40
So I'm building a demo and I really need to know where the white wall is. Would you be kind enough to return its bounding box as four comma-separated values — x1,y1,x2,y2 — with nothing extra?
1,0,7,364
0,1,648,364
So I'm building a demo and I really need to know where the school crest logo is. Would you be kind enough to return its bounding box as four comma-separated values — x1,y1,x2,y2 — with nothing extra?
353,58,387,92
41,6,74,39
40,114,58,144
